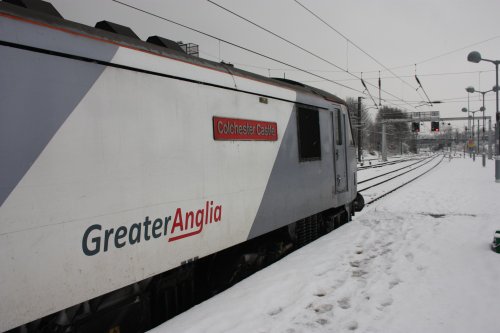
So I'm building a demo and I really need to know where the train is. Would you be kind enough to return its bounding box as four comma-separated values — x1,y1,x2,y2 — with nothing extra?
0,1,363,332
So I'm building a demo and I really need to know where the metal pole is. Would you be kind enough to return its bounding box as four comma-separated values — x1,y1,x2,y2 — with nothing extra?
478,118,480,154
482,92,486,154
479,118,485,166
472,112,475,160
496,62,499,154
382,123,387,162
357,96,362,162
489,119,493,159
472,112,475,147
467,92,471,138
495,62,500,182
415,132,419,154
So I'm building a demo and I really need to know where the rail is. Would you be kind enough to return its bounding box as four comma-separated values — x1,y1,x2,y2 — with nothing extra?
363,155,445,205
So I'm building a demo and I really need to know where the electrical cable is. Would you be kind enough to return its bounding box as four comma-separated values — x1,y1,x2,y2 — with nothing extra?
266,36,500,75
111,0,364,93
292,0,421,93
415,73,434,106
388,35,500,70
206,0,345,74
417,35,500,65
206,0,418,110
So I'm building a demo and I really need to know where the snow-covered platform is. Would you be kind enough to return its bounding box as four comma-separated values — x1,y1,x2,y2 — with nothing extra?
150,156,500,333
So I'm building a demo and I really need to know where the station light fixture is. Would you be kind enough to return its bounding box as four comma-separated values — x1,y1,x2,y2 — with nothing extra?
467,51,500,182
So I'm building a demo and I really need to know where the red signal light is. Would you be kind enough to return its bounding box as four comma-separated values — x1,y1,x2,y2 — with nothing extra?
431,121,440,132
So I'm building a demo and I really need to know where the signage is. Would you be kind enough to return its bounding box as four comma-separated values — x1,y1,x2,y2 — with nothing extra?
82,201,223,256
213,117,278,141
410,111,440,121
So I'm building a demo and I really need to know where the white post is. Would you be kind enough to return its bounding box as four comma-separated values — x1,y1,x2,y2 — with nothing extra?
382,123,387,162
489,119,493,159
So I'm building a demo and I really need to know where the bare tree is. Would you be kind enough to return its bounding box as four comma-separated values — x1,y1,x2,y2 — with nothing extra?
373,106,412,154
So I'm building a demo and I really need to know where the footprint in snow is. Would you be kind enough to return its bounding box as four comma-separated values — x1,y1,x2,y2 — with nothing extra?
377,296,393,310
345,320,358,330
417,264,427,271
389,278,402,289
352,270,368,278
349,260,361,268
268,307,282,316
337,297,351,309
314,303,333,314
316,318,328,325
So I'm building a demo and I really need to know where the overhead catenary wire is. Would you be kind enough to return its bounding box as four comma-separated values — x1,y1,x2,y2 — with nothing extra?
292,0,422,94
299,69,496,82
387,35,500,71
254,36,500,75
205,1,347,71
384,96,497,105
417,35,500,65
414,70,434,106
360,75,378,108
111,0,364,93
206,0,418,110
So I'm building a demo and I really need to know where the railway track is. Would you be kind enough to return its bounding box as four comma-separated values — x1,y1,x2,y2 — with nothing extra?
357,155,427,170
358,154,436,185
358,154,438,190
359,154,445,205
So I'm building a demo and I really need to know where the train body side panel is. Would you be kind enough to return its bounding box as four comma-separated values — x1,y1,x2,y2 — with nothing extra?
0,40,295,333
249,105,335,238
249,103,357,238
0,8,357,331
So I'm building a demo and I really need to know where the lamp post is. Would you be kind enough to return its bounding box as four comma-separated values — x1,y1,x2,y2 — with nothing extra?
462,107,469,155
474,87,494,154
471,109,479,157
466,86,475,138
467,51,500,182
462,107,483,160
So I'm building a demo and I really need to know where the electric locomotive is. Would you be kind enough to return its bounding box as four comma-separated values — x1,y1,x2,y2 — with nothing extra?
0,1,363,331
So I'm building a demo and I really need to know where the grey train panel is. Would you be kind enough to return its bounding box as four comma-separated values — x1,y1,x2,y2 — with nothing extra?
0,45,117,206
248,107,336,239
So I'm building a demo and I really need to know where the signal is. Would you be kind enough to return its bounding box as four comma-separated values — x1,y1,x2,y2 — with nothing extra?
431,121,440,132
412,122,420,133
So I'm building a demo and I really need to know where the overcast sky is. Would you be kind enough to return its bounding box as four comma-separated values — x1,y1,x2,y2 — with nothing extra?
46,0,500,131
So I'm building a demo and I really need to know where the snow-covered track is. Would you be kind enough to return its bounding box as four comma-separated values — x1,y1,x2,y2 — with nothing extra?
358,154,438,187
361,155,444,205
357,155,425,170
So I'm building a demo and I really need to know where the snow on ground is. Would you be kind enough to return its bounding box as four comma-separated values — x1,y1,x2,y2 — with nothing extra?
358,154,443,203
150,156,500,333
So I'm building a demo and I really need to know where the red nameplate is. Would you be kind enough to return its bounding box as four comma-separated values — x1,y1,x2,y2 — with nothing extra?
213,117,278,141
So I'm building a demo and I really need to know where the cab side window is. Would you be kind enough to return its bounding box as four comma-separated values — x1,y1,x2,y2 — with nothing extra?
297,107,321,161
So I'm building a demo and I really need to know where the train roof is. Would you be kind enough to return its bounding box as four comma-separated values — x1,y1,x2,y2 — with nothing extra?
0,0,346,106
